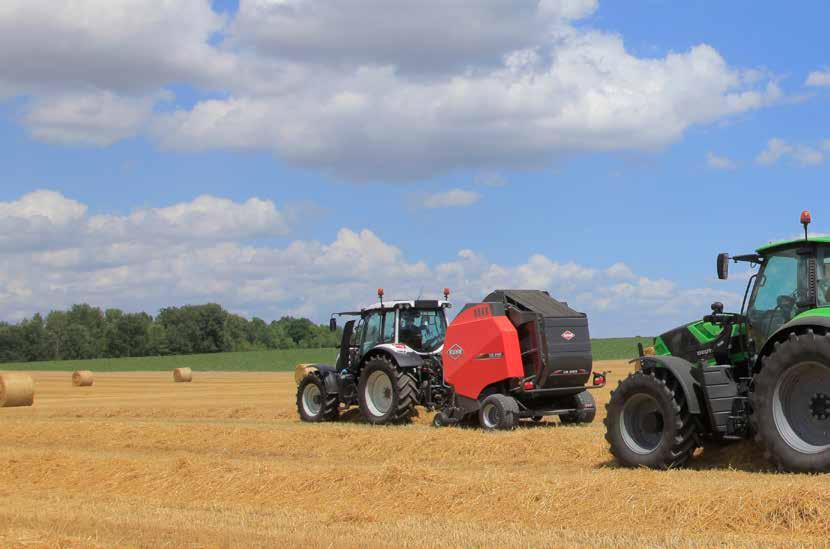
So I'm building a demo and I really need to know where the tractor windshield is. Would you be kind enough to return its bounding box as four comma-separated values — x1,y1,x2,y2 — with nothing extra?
398,308,447,353
747,249,811,343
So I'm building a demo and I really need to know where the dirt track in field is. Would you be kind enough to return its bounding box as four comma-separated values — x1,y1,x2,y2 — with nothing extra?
2,361,829,548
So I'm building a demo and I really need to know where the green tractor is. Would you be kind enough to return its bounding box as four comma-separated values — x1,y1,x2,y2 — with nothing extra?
606,211,830,471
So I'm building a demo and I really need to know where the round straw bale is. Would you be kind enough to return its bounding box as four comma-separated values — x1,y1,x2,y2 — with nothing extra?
0,373,35,407
72,370,94,387
294,363,318,384
173,367,193,383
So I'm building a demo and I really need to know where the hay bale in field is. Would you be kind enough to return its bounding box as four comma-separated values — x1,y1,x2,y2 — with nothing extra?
72,370,94,387
294,363,318,384
173,367,193,383
0,373,35,407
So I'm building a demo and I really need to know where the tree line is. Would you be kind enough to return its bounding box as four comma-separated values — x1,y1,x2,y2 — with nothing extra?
0,303,343,364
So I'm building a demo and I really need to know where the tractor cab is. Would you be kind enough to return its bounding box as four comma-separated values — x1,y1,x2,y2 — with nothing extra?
719,210,830,356
330,288,451,372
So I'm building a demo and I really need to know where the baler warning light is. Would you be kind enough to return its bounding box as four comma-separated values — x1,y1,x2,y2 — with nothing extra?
801,210,812,225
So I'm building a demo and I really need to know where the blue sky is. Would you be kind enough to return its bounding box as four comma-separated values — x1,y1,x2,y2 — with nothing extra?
1,1,829,336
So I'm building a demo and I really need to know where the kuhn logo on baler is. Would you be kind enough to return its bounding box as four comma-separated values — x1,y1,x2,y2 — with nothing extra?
448,344,464,359
561,330,576,341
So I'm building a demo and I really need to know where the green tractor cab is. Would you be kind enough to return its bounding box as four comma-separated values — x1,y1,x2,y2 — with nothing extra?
606,211,830,471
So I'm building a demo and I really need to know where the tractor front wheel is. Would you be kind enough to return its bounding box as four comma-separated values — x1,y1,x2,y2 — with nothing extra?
752,330,830,472
296,373,339,422
604,370,699,469
358,356,418,425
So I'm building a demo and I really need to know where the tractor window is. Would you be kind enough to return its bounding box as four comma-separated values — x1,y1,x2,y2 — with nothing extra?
361,312,383,356
817,248,830,307
381,310,396,343
748,251,805,343
398,309,447,353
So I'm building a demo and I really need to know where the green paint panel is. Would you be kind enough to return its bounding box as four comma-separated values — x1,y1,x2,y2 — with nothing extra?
756,235,830,253
792,307,830,321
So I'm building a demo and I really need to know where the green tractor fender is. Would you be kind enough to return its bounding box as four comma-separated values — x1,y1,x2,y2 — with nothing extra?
754,313,830,373
640,356,703,415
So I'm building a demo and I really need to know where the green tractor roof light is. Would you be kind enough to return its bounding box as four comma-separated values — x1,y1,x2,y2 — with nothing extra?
605,210,830,472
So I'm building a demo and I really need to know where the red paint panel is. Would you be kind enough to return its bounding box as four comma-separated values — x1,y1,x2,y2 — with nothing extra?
442,306,524,400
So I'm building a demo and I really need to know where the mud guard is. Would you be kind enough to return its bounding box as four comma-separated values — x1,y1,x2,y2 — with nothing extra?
639,356,702,415
754,315,830,372
294,363,339,395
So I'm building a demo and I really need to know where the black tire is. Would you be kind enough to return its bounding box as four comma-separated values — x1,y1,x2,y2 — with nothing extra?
478,394,519,431
751,330,830,472
604,369,699,469
358,356,418,425
296,373,339,422
559,391,597,424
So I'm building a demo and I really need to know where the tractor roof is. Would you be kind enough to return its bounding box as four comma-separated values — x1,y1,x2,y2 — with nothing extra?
757,235,830,254
362,300,451,312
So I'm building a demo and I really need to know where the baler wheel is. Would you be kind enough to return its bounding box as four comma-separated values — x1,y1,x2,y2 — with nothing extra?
559,391,597,424
604,370,699,469
296,373,339,422
478,394,519,431
751,330,830,472
358,356,418,425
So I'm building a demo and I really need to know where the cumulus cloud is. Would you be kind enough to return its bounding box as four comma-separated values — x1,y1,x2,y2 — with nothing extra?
0,190,742,335
421,189,481,209
0,190,288,255
0,0,231,95
154,37,781,180
756,138,827,166
0,1,782,179
23,91,163,146
706,152,737,170
228,0,598,75
805,69,830,87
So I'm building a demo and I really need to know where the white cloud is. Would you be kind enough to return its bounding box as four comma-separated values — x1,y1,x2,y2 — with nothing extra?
155,36,781,180
806,69,830,87
706,151,737,170
229,0,598,75
0,1,782,178
756,138,827,167
0,190,742,336
421,189,481,209
0,190,288,254
23,91,162,146
0,0,231,95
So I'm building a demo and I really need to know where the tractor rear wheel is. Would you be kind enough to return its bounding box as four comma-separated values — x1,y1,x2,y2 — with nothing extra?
296,373,339,422
478,394,519,431
752,330,830,472
358,356,418,425
604,370,699,469
559,391,597,424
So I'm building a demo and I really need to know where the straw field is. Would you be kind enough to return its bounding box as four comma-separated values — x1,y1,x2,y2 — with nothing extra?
1,360,828,548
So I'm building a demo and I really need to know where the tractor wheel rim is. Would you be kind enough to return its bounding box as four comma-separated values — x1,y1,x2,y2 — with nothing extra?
619,393,664,455
365,370,394,417
302,383,323,416
772,361,830,454
482,402,499,428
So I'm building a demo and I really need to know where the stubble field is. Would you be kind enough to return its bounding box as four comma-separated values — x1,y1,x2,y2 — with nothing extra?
2,360,829,548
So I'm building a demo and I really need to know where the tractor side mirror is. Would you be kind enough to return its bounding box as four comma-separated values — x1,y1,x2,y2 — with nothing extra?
717,253,730,280
329,317,337,332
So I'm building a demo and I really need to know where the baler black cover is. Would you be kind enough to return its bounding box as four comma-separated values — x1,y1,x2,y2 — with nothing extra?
483,290,592,390
482,289,585,318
